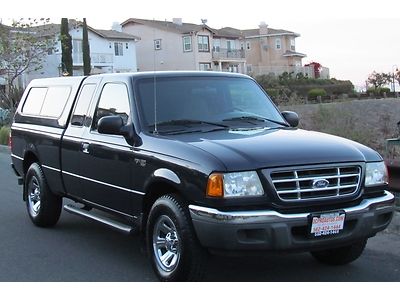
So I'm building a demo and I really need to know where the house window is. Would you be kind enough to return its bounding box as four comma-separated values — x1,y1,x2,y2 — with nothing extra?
227,40,235,52
154,39,162,50
197,35,209,52
213,39,220,52
114,42,124,56
275,38,281,50
73,40,83,53
199,63,211,71
290,39,295,51
183,36,192,52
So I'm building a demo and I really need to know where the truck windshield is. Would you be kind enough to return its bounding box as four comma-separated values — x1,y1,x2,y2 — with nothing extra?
136,76,286,132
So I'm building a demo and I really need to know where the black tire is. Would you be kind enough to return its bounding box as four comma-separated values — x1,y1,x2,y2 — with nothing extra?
310,239,367,266
24,163,62,227
146,194,207,281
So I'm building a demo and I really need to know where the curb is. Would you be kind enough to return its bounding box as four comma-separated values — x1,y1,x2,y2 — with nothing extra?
0,145,10,154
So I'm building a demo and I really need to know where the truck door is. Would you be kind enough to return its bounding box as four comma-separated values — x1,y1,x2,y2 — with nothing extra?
79,80,135,215
61,77,101,199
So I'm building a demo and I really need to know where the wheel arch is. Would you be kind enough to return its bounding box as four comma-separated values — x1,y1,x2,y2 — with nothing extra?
141,169,185,232
23,151,40,175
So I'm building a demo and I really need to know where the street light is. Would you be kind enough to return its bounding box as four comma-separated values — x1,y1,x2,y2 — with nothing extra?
392,64,398,96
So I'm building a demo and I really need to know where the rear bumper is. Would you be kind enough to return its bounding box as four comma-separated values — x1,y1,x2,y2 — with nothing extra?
189,191,395,252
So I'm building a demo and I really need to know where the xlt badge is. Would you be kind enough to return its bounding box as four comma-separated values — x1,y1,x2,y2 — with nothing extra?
134,158,147,167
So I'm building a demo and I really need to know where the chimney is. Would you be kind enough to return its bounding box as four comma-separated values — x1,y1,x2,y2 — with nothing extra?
259,21,268,35
112,22,122,32
68,19,78,30
172,18,183,26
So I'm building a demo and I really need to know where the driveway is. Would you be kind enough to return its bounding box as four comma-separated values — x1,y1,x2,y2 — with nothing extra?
0,145,399,281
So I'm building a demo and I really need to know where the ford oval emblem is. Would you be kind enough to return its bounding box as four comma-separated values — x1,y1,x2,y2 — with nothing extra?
312,179,330,189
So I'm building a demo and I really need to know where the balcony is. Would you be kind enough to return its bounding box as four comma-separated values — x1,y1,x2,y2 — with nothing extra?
212,48,245,61
71,53,114,66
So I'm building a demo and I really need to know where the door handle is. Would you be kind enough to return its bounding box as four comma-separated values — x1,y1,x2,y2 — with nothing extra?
81,142,90,154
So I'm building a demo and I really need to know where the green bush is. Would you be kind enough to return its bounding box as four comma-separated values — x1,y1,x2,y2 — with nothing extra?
308,88,327,98
0,108,11,127
266,88,279,99
367,87,390,96
255,75,354,99
0,126,10,145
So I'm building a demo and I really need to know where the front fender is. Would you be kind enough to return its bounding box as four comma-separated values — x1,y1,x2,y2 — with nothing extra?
153,168,181,185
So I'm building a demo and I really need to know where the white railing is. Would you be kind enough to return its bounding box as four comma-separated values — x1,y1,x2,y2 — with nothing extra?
212,48,245,60
72,53,113,65
55,53,113,66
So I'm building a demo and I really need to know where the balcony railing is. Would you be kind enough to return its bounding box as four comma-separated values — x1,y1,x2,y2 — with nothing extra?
212,48,245,60
55,53,114,66
69,53,114,66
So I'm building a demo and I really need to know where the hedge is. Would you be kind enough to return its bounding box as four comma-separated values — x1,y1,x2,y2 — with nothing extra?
0,126,10,145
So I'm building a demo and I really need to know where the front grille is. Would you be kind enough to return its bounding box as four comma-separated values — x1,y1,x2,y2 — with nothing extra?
270,165,361,201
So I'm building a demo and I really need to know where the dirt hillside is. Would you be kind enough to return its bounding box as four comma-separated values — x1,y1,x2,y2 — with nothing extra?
280,98,400,158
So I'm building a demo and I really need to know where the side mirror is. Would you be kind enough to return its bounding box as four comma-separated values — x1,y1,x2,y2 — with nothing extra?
97,115,142,146
281,111,299,127
98,115,125,135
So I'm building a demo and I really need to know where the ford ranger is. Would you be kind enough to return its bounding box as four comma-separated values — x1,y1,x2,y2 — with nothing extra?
10,72,395,281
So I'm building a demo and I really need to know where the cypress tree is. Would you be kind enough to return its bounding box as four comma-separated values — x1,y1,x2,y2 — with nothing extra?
60,18,73,76
82,18,91,75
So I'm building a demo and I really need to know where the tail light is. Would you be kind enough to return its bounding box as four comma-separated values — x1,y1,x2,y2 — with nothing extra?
8,130,12,149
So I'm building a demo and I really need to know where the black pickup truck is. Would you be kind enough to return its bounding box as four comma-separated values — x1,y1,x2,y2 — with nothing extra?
10,72,395,281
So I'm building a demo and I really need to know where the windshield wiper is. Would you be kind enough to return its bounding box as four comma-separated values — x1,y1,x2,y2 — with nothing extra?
149,119,229,134
222,115,288,127
153,119,229,128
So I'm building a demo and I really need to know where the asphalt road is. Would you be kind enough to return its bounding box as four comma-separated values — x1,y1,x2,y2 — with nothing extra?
1,146,400,282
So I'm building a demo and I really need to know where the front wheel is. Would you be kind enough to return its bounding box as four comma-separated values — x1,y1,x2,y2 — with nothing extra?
24,163,62,227
146,194,207,281
310,239,367,265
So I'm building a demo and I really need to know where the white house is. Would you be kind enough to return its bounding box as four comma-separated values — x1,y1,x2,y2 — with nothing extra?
22,21,140,87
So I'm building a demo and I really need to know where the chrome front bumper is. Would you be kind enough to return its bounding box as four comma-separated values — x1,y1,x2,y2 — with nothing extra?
189,191,395,251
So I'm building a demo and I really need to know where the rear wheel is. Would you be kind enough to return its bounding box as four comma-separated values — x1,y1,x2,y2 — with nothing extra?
146,194,207,281
310,239,367,265
24,163,62,227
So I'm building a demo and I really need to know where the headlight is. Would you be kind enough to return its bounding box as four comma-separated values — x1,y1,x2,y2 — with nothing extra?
207,171,264,198
365,162,388,186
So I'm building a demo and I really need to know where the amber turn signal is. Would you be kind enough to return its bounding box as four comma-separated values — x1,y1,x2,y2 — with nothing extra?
206,173,224,197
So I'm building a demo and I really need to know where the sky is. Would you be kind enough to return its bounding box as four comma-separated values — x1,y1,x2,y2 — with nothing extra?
2,0,400,90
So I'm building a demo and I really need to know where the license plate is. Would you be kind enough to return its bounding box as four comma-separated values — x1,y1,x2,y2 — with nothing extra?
309,211,345,237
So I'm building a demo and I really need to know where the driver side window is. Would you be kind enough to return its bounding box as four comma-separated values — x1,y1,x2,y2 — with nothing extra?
92,83,131,130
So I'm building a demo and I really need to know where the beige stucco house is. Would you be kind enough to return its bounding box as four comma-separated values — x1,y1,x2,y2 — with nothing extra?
121,18,214,72
121,18,328,78
242,22,307,76
121,18,247,73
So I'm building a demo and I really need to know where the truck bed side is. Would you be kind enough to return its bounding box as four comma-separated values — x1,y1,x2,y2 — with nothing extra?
11,76,87,196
